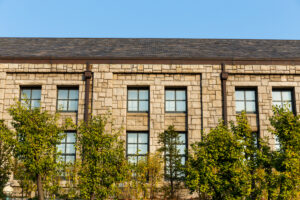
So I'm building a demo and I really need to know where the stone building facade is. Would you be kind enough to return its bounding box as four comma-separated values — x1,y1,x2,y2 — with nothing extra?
1,38,300,196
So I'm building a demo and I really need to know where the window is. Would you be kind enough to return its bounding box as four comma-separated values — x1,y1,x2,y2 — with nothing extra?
272,89,293,112
20,87,41,109
127,132,148,164
165,89,186,112
57,88,79,112
235,89,256,113
165,133,187,177
57,131,76,163
127,88,149,112
274,135,280,151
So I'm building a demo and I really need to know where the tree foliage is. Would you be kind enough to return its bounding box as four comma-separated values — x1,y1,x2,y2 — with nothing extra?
0,120,13,198
158,125,185,199
77,115,127,200
8,101,67,200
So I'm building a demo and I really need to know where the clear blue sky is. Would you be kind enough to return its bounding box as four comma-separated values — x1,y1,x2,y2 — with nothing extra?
0,0,300,39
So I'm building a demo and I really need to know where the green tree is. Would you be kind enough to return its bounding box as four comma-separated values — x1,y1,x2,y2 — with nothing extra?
0,120,13,198
8,101,66,200
77,115,127,200
269,106,300,199
158,125,185,199
185,121,250,200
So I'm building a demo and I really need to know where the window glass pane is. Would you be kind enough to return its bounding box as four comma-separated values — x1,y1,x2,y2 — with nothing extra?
58,90,68,99
139,101,148,112
31,100,40,108
57,100,68,111
179,134,186,143
176,90,186,100
128,144,137,154
138,156,147,162
181,156,186,165
66,156,75,163
68,100,78,111
139,133,148,143
128,101,138,111
166,101,175,111
272,91,281,101
21,100,29,108
176,101,186,112
286,102,293,111
67,132,76,143
66,144,75,154
235,91,244,101
57,144,65,153
282,91,292,101
246,91,255,100
69,89,79,100
177,145,186,154
127,133,137,143
128,156,137,164
274,135,280,151
21,89,31,99
31,89,41,99
128,90,138,100
272,101,282,108
236,101,245,112
58,155,64,162
246,102,256,112
166,90,175,100
139,90,148,100
138,144,148,154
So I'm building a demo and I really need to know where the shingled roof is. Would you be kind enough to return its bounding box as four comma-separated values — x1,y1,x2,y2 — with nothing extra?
0,37,300,60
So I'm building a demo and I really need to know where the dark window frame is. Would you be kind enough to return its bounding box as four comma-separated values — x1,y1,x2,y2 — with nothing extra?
20,86,42,109
56,86,79,112
127,87,150,113
235,87,258,114
126,131,149,164
165,87,187,113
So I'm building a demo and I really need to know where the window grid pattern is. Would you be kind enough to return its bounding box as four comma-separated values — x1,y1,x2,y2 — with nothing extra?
272,90,293,112
57,88,79,112
165,89,186,112
165,133,187,177
20,88,41,109
127,132,149,164
57,132,76,163
235,89,256,113
127,88,149,112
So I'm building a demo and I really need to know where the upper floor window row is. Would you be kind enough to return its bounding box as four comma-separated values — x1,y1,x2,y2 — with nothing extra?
127,87,187,113
20,86,79,112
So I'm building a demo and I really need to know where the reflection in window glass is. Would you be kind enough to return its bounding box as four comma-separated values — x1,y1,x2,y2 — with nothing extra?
57,88,79,112
272,90,293,112
127,132,148,164
235,89,256,113
165,89,186,112
128,89,149,112
21,88,41,109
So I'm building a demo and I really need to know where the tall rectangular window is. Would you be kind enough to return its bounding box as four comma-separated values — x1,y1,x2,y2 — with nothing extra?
165,133,187,177
127,132,149,164
20,87,41,109
57,131,76,163
165,88,186,112
272,89,293,112
235,89,256,113
57,87,79,112
127,88,149,112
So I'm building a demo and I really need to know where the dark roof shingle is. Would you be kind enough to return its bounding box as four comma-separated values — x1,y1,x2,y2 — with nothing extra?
0,38,300,60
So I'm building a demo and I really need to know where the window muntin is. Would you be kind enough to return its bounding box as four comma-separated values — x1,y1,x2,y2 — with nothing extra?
127,88,149,112
165,89,186,112
20,87,41,109
235,89,256,113
165,133,187,177
57,88,79,112
57,131,76,163
272,90,293,112
127,132,148,164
